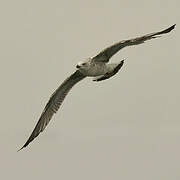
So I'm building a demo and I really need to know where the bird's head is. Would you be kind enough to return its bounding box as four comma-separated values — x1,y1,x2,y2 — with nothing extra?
76,58,91,72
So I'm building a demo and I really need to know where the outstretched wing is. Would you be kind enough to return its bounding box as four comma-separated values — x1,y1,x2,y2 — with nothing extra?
19,70,86,151
93,24,176,63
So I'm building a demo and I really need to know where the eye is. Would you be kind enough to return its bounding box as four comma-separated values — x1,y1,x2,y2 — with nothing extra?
82,63,86,66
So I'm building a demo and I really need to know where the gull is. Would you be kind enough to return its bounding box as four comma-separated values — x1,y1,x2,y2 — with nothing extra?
19,24,175,151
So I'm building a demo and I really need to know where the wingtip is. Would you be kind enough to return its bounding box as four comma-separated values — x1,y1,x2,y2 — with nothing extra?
17,146,25,152
171,24,176,30
17,142,29,152
17,147,23,152
157,24,176,35
121,59,125,64
166,24,176,33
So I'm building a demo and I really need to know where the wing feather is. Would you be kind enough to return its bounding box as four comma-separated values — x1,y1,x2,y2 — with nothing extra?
19,70,85,151
93,24,175,63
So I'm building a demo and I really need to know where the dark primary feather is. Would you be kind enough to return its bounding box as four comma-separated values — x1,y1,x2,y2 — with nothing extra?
18,70,85,151
93,24,176,63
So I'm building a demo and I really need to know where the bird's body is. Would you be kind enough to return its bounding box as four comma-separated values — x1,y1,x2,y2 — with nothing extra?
19,24,176,151
77,59,120,76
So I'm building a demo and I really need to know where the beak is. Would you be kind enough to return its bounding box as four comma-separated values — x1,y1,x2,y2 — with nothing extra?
76,65,80,68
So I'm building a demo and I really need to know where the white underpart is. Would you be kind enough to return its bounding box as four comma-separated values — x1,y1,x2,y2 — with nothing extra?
77,60,118,77
85,63,107,76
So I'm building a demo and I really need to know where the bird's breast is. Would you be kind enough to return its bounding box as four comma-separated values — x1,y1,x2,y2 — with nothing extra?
87,64,108,77
79,63,108,77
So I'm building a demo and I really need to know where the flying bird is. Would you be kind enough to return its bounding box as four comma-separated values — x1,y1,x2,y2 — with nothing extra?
19,24,175,151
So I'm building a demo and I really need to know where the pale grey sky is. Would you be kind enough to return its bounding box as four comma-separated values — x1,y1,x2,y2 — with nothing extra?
0,0,179,179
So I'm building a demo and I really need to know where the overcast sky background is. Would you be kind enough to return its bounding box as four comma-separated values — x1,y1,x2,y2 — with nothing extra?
0,0,179,179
